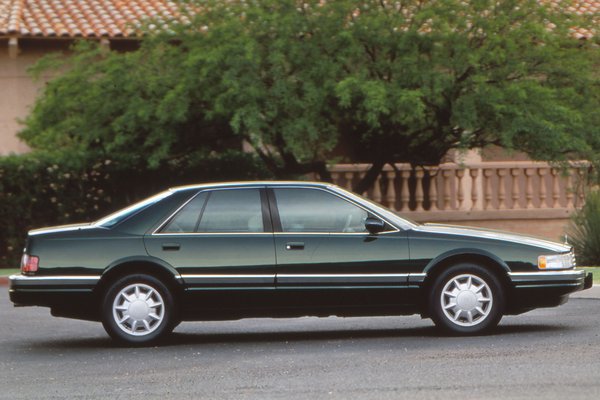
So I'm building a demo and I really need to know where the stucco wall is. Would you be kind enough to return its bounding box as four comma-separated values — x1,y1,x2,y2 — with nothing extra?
0,39,71,155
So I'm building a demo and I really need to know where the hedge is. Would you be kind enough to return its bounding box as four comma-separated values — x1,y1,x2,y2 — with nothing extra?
0,151,271,266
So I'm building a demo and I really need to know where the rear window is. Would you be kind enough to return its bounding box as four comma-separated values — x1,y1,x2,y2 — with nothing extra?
95,190,174,228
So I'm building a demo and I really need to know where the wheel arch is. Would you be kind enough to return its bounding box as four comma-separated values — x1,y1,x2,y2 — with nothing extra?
94,256,184,301
421,249,512,295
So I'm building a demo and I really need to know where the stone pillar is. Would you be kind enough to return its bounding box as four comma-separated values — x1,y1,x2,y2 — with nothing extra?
400,169,411,211
511,168,521,209
415,168,425,211
384,170,396,208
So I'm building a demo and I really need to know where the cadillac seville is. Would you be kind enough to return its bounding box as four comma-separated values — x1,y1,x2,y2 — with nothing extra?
9,182,593,344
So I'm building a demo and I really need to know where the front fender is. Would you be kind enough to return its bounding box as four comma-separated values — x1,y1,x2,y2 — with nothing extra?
423,248,511,274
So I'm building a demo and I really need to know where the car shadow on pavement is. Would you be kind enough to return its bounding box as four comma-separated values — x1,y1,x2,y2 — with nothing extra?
23,322,572,350
163,323,571,346
166,325,440,345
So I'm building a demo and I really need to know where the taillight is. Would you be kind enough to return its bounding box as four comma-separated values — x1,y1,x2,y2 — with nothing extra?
21,254,39,273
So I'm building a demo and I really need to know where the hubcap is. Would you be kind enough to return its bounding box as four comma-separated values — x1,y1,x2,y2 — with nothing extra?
112,283,165,336
440,274,493,327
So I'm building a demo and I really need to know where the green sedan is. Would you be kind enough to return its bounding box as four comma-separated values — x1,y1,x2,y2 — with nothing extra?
9,182,593,345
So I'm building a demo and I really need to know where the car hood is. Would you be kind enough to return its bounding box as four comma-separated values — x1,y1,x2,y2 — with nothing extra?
29,223,97,236
412,223,570,253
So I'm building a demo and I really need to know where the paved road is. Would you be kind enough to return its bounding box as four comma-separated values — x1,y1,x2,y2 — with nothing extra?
1,289,599,400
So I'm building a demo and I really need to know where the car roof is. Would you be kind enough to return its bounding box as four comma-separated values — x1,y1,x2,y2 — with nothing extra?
169,181,336,193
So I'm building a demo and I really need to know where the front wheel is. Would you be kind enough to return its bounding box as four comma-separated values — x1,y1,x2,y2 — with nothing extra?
101,274,176,345
429,264,504,335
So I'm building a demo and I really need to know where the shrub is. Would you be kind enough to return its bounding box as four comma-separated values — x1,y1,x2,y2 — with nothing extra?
568,190,600,266
0,151,271,267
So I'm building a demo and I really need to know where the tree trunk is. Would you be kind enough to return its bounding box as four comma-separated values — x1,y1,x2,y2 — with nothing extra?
353,161,385,195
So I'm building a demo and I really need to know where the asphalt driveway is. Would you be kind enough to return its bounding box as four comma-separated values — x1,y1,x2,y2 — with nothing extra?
1,288,599,399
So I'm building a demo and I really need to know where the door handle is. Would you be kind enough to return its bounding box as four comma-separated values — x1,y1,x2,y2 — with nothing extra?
162,243,181,251
285,242,305,251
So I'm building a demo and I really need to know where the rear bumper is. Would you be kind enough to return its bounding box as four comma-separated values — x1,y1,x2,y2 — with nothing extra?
8,274,99,307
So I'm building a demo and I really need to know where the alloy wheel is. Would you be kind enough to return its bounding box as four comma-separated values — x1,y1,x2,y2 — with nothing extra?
440,273,493,327
112,283,165,336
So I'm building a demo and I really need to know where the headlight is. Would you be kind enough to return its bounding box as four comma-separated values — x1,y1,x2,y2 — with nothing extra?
538,253,574,270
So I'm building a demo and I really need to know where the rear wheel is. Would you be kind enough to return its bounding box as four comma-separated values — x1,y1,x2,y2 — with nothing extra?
101,274,176,345
429,263,504,335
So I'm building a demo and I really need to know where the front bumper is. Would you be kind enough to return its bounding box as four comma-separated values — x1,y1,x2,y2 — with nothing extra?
584,271,593,290
508,269,591,292
506,269,592,313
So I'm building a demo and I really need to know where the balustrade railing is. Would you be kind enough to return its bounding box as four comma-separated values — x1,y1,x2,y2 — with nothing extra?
328,162,589,213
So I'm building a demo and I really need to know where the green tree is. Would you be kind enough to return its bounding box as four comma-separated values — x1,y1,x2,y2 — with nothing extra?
21,39,240,171
20,0,600,193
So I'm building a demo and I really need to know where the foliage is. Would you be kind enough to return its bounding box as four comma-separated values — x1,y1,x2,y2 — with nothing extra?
21,40,240,170
0,151,270,266
569,190,600,266
19,0,600,193
0,152,110,267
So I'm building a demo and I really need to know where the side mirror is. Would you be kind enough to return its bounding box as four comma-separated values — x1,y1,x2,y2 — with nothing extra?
365,217,385,234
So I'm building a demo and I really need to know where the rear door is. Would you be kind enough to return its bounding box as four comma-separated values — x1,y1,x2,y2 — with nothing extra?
144,187,276,290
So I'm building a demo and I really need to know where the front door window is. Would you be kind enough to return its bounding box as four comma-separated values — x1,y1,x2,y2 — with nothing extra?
273,188,368,233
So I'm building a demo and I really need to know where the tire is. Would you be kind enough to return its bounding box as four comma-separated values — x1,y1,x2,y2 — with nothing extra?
101,274,176,345
429,263,504,335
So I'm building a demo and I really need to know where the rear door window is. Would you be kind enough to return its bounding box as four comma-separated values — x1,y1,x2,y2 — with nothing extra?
161,189,265,233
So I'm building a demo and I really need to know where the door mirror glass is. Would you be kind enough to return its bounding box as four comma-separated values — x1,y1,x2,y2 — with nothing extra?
365,217,385,234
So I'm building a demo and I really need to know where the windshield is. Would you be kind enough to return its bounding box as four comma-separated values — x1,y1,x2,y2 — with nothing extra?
330,186,419,230
95,190,174,228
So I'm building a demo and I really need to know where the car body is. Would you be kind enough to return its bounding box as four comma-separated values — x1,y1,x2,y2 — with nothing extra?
9,181,593,344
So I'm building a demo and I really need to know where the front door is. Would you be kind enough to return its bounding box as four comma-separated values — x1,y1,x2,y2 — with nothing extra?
269,187,411,309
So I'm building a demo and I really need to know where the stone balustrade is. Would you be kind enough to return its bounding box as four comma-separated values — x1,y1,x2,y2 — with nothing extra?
328,161,589,213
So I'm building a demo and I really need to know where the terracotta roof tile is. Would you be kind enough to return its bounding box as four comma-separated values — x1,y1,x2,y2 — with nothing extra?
0,0,191,38
547,1,599,38
0,1,597,39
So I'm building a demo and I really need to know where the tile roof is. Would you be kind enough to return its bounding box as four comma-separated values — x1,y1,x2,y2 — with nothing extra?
0,0,191,38
548,1,599,38
0,0,597,39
